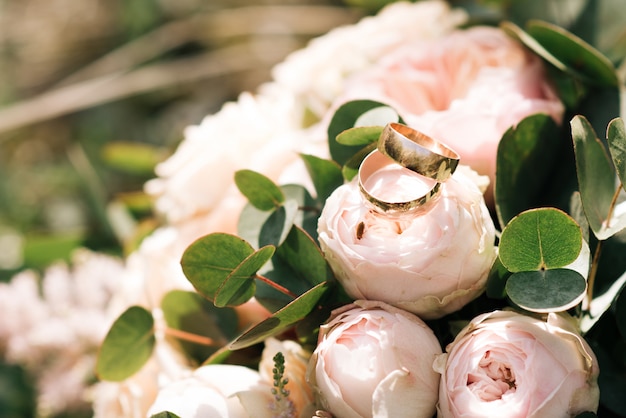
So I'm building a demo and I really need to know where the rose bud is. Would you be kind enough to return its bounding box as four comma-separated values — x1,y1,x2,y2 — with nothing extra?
308,300,442,418
318,165,496,319
434,310,600,418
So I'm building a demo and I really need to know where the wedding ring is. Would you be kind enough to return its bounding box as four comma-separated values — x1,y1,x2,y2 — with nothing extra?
358,150,440,215
378,122,460,182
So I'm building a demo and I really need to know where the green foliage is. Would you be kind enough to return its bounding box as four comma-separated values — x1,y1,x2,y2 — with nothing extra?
161,290,239,363
96,306,155,381
235,170,285,211
300,154,344,204
495,114,560,227
180,233,274,307
494,208,586,312
499,208,582,271
327,100,400,166
229,282,330,350
571,115,626,240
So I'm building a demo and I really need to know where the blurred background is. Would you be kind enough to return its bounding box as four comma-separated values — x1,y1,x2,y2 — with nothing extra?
0,0,370,283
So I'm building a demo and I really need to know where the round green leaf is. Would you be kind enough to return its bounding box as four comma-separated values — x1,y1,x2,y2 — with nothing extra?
505,269,587,312
181,233,256,301
234,169,284,211
499,208,582,272
96,306,155,381
214,245,275,307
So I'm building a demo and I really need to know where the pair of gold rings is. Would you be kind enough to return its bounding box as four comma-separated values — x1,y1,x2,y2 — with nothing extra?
358,122,460,215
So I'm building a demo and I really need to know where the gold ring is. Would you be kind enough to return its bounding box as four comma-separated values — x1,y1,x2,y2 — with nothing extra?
358,150,440,215
378,122,460,182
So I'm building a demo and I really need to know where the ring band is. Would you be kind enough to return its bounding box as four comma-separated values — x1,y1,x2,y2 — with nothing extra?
378,122,459,182
358,150,440,215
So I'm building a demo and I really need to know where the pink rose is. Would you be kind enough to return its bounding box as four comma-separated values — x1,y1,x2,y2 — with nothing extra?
308,300,442,418
434,310,600,418
318,165,496,319
339,26,564,202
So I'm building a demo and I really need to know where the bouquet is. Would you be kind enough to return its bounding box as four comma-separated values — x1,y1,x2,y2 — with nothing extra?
3,1,626,417
86,1,626,417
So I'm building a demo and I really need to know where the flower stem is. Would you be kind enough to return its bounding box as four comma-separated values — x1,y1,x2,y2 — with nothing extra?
255,274,298,299
586,184,623,304
164,327,226,346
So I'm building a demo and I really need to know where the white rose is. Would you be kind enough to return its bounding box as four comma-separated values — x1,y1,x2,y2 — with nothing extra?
308,300,442,418
318,164,496,319
146,364,274,418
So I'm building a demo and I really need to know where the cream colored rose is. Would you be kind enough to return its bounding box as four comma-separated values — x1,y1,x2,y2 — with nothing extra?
434,310,600,418
318,165,496,319
308,300,442,418
338,26,564,203
146,364,275,418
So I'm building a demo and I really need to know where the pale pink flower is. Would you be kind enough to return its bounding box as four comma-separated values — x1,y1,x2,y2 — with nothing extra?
309,300,442,418
338,26,564,202
318,165,496,319
434,310,600,418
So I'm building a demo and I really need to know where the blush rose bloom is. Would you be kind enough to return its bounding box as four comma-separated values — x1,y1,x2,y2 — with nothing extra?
434,310,600,418
308,300,443,418
318,165,496,319
338,26,564,202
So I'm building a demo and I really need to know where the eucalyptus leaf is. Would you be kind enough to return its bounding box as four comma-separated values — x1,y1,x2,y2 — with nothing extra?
342,141,377,181
161,290,237,363
181,233,261,303
238,185,318,249
328,100,398,165
501,20,617,86
336,126,384,146
571,115,626,239
96,306,155,381
607,117,626,191
300,154,344,203
505,268,587,312
258,200,299,248
234,170,284,211
229,282,329,350
526,20,618,86
495,114,560,227
499,208,582,272
214,245,275,307
275,225,333,287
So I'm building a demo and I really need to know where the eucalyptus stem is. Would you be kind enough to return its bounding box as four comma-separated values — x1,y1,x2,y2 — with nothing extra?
255,274,298,299
164,327,225,346
586,184,623,304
